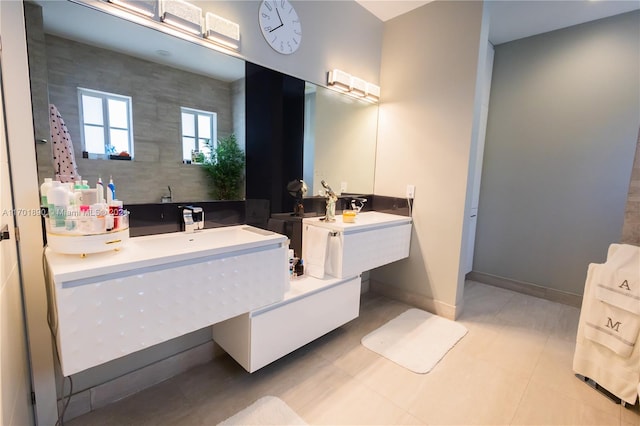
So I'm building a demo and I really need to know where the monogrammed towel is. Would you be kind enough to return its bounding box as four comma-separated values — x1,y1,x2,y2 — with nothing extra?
585,264,640,358
595,244,640,314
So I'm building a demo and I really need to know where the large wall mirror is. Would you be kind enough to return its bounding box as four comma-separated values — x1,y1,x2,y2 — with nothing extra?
26,0,378,205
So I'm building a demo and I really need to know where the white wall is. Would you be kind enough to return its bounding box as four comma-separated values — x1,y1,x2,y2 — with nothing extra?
474,10,640,296
2,1,59,423
371,0,486,318
0,44,34,426
198,0,383,87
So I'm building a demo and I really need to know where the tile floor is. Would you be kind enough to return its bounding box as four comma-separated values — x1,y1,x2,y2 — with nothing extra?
67,281,640,425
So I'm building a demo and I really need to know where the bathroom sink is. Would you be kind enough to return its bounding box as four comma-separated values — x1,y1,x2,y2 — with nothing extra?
45,224,289,376
302,211,412,279
46,225,286,282
304,211,411,233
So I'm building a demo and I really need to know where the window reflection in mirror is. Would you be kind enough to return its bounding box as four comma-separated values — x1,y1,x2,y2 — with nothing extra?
27,0,245,204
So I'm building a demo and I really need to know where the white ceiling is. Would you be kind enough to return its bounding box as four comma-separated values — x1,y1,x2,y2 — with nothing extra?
356,0,640,45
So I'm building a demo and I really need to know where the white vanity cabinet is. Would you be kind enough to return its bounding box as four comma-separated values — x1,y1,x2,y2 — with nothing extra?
212,211,412,373
45,225,288,376
302,211,412,278
212,275,361,372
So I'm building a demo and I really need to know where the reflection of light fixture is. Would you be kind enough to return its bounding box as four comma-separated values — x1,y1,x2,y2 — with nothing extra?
328,69,351,92
327,69,380,103
160,0,202,35
108,0,157,17
350,77,367,97
365,83,380,103
204,12,240,50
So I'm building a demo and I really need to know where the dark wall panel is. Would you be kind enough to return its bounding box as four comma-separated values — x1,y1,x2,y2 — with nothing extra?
245,62,304,214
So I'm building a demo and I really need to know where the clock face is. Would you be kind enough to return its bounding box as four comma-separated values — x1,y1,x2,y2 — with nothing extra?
258,0,302,55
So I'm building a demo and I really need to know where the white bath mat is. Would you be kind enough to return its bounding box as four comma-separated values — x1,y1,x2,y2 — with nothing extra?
361,308,468,374
217,396,307,426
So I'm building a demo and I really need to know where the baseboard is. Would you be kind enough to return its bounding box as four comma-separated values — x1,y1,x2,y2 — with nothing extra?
466,271,583,308
59,340,216,421
370,280,459,320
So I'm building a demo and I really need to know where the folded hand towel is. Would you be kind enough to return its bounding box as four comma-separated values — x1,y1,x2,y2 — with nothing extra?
304,225,329,279
595,244,640,314
325,233,343,277
585,265,640,358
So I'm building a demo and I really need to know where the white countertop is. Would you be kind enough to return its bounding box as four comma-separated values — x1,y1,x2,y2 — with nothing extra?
302,211,411,233
46,225,287,283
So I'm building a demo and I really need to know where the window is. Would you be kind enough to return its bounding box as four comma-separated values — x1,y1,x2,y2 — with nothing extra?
78,88,133,159
181,107,217,164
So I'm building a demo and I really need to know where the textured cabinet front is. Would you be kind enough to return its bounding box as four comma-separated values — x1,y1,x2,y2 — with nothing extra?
326,223,412,278
55,246,287,376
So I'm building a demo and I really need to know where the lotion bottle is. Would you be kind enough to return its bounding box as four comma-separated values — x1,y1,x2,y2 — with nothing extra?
47,181,69,229
40,178,52,207
96,176,104,203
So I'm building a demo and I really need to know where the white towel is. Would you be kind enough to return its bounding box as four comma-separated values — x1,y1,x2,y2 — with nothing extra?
584,264,640,358
304,225,329,279
595,244,640,314
325,233,343,277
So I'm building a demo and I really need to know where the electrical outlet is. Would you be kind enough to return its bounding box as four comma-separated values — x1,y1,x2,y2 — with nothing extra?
406,184,416,199
340,181,348,193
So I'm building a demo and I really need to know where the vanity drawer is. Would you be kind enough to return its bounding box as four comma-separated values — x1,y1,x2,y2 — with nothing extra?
212,276,361,372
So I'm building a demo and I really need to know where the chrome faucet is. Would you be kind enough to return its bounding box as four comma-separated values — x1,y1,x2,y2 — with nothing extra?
161,186,173,203
180,205,204,233
351,197,367,213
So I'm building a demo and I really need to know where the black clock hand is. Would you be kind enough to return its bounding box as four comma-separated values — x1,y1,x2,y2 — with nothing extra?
269,6,284,32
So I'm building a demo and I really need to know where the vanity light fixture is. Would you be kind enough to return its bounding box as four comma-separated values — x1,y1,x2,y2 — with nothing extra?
108,0,157,18
328,69,352,92
327,69,380,103
350,77,367,97
160,0,202,35
204,12,240,50
365,82,380,103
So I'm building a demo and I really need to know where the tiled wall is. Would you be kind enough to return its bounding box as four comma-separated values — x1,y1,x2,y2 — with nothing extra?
621,128,640,245
28,9,244,204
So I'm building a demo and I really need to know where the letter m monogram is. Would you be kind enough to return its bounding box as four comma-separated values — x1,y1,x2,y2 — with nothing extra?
606,317,621,332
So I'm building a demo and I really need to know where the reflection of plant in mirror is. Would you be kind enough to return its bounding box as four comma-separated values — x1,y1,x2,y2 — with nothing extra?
203,134,245,200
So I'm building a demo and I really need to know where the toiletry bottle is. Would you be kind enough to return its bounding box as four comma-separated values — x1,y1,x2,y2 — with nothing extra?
109,200,123,230
107,176,116,204
91,203,107,233
78,205,91,233
47,181,69,229
96,176,104,203
288,249,296,279
40,178,52,207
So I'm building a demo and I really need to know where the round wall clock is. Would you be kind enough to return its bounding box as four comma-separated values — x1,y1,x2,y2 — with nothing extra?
258,0,302,55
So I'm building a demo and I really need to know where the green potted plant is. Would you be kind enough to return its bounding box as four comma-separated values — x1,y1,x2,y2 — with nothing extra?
203,134,245,200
